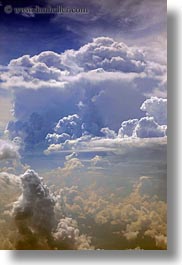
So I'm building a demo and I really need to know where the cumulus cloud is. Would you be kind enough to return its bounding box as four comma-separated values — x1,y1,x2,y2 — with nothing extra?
100,127,117,139
54,174,167,249
1,37,166,151
46,114,82,145
44,93,167,154
0,140,19,161
134,117,166,138
53,217,93,250
140,97,167,125
13,169,56,237
118,119,138,137
11,169,94,249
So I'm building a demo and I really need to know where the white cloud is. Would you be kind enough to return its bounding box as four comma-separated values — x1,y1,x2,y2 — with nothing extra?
0,140,19,161
140,97,167,125
1,37,165,92
118,119,138,137
134,117,166,138
100,127,117,139
45,135,167,154
44,95,167,154
1,37,166,151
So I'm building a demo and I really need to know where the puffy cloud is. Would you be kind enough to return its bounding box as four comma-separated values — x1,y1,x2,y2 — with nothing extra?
63,158,84,172
44,94,167,154
1,37,166,150
134,117,166,138
118,119,138,137
55,114,82,136
46,114,82,144
60,36,146,73
11,169,94,249
2,37,151,89
53,217,93,250
54,175,167,249
13,169,56,239
0,140,19,161
46,133,71,145
140,97,167,125
100,127,117,139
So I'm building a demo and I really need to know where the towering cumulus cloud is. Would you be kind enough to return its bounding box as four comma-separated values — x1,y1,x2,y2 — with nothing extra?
12,169,93,250
0,37,166,151
13,169,55,249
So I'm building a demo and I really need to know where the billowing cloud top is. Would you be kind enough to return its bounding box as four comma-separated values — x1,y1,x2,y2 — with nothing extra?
0,37,166,152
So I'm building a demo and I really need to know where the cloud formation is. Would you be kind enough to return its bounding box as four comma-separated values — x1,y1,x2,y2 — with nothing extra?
134,117,166,138
1,37,166,151
12,169,93,249
54,175,167,249
0,140,19,161
140,97,167,125
53,217,93,250
13,169,56,236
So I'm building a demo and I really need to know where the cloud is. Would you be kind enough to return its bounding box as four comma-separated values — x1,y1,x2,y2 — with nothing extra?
54,174,167,249
0,171,19,185
43,157,84,180
155,235,167,249
46,133,167,154
123,231,139,241
140,96,167,125
13,169,56,247
1,37,166,151
134,117,166,138
0,140,19,161
53,217,93,250
63,158,84,172
11,168,94,249
118,119,138,137
100,127,117,139
50,0,166,41
65,152,78,161
45,94,167,154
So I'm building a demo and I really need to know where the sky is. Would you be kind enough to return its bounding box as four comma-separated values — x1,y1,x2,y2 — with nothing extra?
0,0,167,250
